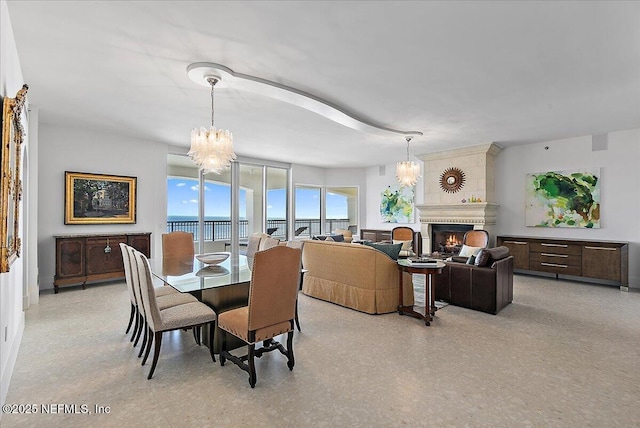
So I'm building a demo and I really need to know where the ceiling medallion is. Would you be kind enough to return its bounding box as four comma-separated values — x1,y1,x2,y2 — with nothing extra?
439,167,465,193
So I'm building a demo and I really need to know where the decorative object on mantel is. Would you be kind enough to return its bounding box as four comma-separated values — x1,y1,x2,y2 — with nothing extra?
525,168,600,228
396,136,421,187
380,185,414,223
64,171,137,224
188,73,236,174
439,167,465,193
1,84,28,272
187,62,423,139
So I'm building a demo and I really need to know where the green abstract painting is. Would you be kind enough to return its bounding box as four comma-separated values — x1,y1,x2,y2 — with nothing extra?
525,168,600,228
380,185,414,223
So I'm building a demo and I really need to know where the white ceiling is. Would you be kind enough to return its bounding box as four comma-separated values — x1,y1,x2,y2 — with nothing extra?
6,1,640,168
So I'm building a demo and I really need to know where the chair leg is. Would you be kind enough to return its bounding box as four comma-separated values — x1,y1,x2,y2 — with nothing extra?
208,323,216,363
286,331,295,371
248,344,257,388
219,329,226,366
142,327,153,366
130,307,139,342
295,299,301,332
147,331,163,379
133,313,144,346
126,303,135,334
193,326,201,346
138,319,148,358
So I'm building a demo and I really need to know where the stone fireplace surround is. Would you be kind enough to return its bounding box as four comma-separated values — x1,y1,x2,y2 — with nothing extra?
415,144,501,254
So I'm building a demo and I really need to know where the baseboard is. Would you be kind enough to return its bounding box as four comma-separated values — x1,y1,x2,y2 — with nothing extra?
0,312,25,416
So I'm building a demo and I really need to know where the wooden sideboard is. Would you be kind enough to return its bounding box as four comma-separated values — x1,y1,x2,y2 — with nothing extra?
497,235,628,290
54,232,151,293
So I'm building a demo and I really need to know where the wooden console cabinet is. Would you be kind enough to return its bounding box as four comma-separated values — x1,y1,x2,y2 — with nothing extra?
54,232,151,293
497,235,628,290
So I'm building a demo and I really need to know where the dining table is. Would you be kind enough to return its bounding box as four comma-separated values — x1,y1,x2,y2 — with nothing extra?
152,252,253,354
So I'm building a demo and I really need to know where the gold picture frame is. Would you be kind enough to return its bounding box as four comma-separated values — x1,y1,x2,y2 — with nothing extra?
65,171,137,225
0,84,28,273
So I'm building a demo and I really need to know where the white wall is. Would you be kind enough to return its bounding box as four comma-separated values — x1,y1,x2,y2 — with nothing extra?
365,160,424,232
0,0,26,411
495,129,640,288
37,124,169,289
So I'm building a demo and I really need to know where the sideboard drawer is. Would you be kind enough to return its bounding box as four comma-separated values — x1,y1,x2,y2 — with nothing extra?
531,260,582,276
530,242,581,255
530,252,581,266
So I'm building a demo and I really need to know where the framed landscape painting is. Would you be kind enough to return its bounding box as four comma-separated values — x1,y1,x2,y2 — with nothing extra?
525,168,600,228
65,171,137,224
380,185,414,223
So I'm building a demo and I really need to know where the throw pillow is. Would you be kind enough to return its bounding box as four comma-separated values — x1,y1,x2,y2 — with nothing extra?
331,234,344,242
466,255,476,265
458,244,483,258
474,249,491,266
393,239,413,251
363,241,402,260
325,236,334,242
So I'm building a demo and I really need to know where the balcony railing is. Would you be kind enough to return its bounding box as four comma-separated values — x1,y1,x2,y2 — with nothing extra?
166,218,352,241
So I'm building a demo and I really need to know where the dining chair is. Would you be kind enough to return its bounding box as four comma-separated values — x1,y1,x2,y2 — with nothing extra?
120,243,179,343
162,231,195,259
261,236,281,250
218,245,302,388
246,233,268,259
132,249,218,379
123,244,198,357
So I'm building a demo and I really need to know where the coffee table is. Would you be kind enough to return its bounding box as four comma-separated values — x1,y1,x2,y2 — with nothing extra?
397,259,446,326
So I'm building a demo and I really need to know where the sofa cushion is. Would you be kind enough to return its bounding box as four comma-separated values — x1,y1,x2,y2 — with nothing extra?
363,242,402,260
474,249,491,266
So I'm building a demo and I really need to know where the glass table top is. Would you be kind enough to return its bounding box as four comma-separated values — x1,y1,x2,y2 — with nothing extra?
153,253,252,293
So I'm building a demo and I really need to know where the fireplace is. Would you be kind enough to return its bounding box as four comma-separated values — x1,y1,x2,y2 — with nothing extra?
431,224,473,255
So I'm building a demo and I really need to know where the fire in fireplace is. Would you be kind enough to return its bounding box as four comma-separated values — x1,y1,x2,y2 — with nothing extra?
431,224,473,255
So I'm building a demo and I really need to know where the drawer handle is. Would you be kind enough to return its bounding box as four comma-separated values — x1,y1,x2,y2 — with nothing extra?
541,253,568,258
584,246,616,251
505,241,527,245
541,243,568,248
541,262,568,268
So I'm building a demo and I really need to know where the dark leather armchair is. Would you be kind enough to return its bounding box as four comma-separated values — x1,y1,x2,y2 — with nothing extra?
434,246,513,314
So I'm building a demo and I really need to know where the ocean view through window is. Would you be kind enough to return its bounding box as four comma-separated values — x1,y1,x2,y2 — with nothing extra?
168,177,352,241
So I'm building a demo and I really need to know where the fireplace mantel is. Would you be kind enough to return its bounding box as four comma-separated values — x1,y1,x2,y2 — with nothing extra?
416,203,499,225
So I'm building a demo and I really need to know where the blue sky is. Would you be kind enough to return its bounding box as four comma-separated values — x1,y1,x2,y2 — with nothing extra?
168,178,348,219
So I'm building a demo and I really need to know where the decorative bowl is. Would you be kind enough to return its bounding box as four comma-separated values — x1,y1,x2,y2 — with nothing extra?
195,252,230,265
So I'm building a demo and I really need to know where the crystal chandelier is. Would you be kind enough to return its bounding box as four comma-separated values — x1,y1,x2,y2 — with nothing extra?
188,76,236,174
396,136,421,187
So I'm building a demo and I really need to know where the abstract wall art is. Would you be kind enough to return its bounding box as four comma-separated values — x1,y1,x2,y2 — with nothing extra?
525,168,600,228
380,185,414,223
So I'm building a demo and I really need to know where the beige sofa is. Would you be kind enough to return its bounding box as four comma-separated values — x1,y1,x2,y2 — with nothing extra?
301,240,414,314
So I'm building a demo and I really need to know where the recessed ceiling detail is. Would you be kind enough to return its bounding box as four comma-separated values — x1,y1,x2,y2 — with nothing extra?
187,62,423,139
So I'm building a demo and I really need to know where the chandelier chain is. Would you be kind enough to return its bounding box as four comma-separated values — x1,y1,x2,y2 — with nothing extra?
207,77,218,128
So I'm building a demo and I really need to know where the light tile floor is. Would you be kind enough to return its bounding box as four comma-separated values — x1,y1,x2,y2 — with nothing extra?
3,275,640,427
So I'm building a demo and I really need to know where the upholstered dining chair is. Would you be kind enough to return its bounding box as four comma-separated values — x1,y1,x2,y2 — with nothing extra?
162,231,195,258
246,233,266,260
120,243,178,342
261,236,281,250
392,226,416,258
218,245,302,388
132,249,218,379
123,244,198,357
